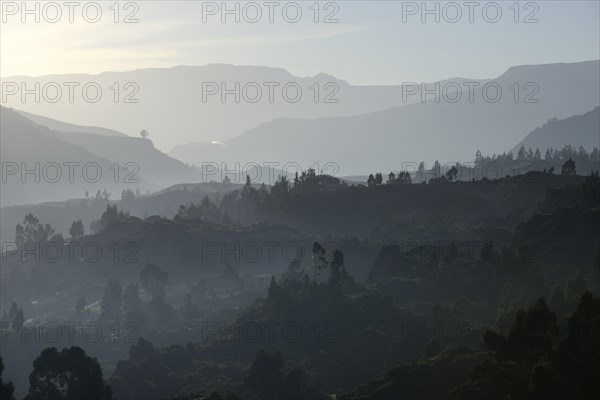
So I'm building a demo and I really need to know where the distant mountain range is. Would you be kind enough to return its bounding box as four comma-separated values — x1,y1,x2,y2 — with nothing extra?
170,60,600,175
1,64,440,151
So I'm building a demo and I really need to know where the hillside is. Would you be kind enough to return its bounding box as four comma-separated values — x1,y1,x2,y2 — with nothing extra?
16,109,128,137
0,107,204,206
0,106,151,207
510,106,600,155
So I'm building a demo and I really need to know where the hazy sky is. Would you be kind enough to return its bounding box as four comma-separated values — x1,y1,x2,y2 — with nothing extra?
1,1,599,84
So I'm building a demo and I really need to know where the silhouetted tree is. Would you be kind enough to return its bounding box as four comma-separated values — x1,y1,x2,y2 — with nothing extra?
387,172,396,184
91,204,129,233
268,276,280,304
120,189,135,202
312,242,327,281
517,144,526,160
329,250,344,289
397,171,412,184
69,220,84,240
25,347,114,399
416,161,426,182
367,174,375,187
555,292,600,398
454,298,561,399
446,165,459,182
15,214,54,245
432,161,441,178
122,284,148,327
0,356,15,400
475,150,483,164
270,175,290,204
5,302,24,330
561,158,576,175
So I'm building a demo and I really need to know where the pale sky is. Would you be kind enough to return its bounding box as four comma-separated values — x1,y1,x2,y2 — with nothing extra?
1,1,599,84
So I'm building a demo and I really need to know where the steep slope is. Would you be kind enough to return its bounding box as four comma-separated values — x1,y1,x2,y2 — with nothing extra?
0,106,152,206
